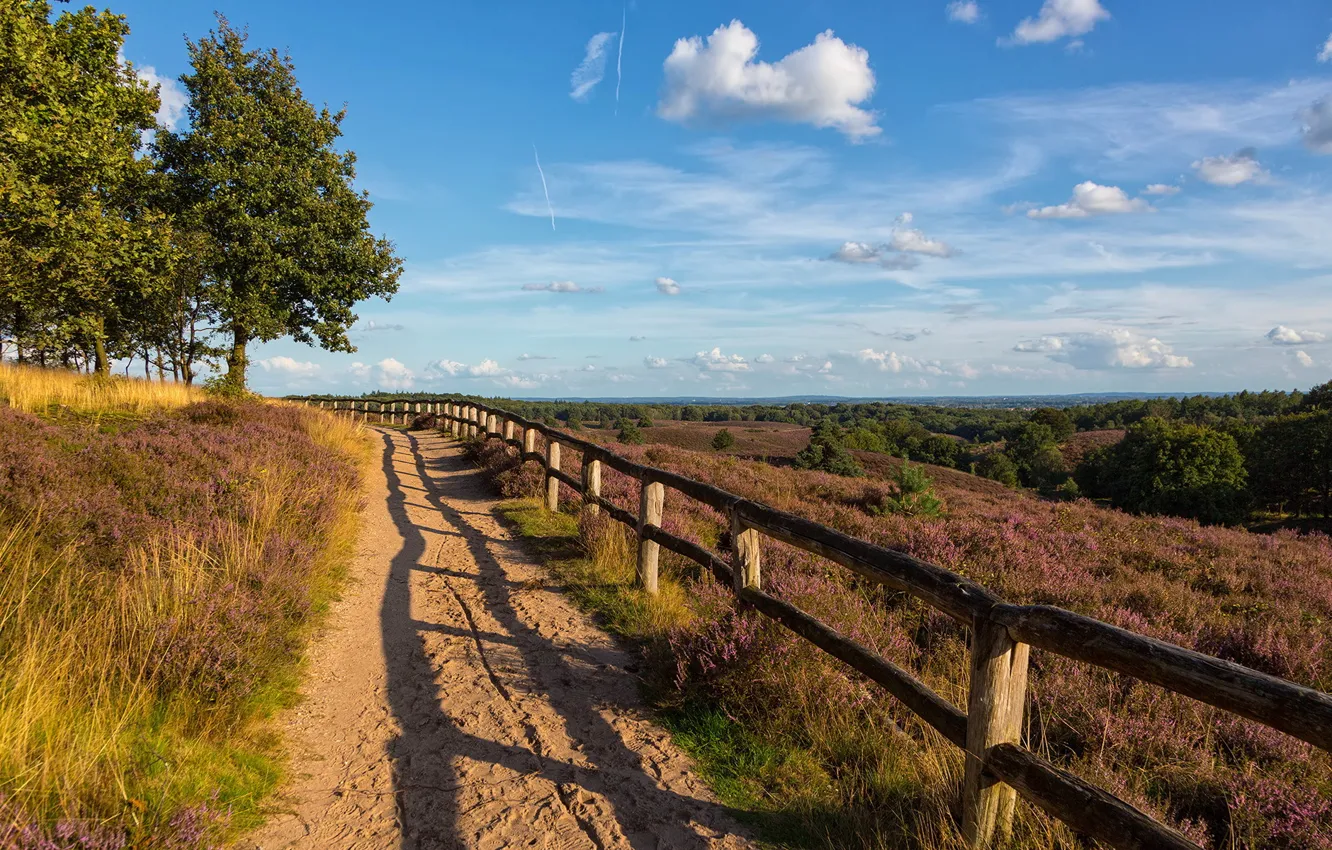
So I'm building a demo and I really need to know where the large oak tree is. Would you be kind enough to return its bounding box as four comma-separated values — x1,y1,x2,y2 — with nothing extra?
157,17,401,391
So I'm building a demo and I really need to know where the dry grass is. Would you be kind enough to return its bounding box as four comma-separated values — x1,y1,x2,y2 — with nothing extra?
0,363,202,417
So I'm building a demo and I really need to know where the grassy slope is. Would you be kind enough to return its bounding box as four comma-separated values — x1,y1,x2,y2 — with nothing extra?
0,366,369,847
468,428,1332,850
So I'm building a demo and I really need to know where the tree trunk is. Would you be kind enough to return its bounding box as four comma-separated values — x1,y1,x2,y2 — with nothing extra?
92,321,110,378
225,325,249,391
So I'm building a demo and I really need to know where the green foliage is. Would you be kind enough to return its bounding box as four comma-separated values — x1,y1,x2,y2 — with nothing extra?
156,17,402,390
680,405,704,421
1244,410,1332,517
1028,407,1075,441
711,428,735,451
617,422,645,445
870,459,944,518
0,0,171,373
638,415,653,428
1003,422,1067,488
975,451,1020,488
1077,418,1249,524
793,423,863,477
1302,380,1332,412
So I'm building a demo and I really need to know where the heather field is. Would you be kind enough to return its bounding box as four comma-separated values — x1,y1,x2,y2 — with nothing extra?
469,432,1332,849
0,367,366,847
582,420,812,460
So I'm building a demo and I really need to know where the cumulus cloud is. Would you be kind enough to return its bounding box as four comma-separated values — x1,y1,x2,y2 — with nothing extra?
425,358,509,379
1266,325,1326,345
516,353,553,361
1319,33,1332,63
1300,98,1332,154
692,347,750,371
373,357,415,389
1193,148,1266,186
644,356,670,369
1027,181,1150,218
1296,350,1315,368
1143,183,1180,196
1013,329,1192,369
658,20,879,140
571,32,617,101
129,60,186,131
947,1,981,24
755,353,775,363
655,276,681,295
827,214,951,267
521,280,603,293
256,356,320,377
857,348,906,372
889,227,953,257
1008,0,1110,45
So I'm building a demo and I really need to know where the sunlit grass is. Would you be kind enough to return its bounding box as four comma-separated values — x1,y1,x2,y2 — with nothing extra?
0,362,202,417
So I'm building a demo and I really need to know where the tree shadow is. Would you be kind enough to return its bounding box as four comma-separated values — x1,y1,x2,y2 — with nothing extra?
377,429,747,849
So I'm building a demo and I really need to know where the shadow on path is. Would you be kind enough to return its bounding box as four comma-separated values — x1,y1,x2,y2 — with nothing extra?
377,429,746,849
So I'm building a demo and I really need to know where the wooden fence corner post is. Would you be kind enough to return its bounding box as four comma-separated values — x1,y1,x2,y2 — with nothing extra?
637,478,664,595
730,509,761,592
545,439,562,512
582,457,602,515
962,617,1030,848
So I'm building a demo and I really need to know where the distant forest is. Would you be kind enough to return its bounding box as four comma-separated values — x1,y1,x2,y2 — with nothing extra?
301,382,1332,529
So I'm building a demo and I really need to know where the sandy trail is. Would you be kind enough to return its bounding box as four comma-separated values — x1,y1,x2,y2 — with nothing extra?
250,428,752,850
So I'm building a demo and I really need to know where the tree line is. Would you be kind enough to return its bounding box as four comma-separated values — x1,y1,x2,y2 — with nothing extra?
2,2,400,390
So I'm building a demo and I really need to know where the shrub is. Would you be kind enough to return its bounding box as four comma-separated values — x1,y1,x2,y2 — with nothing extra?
639,416,654,428
711,429,735,451
618,422,646,445
975,451,1019,487
794,423,863,477
869,458,944,518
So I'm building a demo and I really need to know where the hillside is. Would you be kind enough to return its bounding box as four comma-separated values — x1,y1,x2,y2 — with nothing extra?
471,425,1332,849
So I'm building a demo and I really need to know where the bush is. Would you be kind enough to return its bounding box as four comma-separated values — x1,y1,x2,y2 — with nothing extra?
975,451,1020,487
793,423,863,477
869,458,944,518
618,422,646,445
1077,417,1248,524
639,416,653,428
711,429,735,451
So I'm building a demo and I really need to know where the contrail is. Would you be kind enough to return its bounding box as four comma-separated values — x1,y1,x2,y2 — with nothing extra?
533,145,555,231
614,7,625,114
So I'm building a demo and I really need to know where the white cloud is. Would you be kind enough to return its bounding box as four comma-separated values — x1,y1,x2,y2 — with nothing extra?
1300,98,1332,154
644,356,670,369
1319,33,1332,63
947,1,981,24
496,375,542,389
827,215,951,267
1027,181,1150,219
128,60,186,131
1296,350,1315,368
516,353,553,361
1013,329,1192,369
1266,325,1326,345
373,357,415,389
858,348,905,372
655,276,681,295
348,362,371,382
629,335,647,342
658,20,879,140
889,227,954,257
521,280,603,293
571,32,617,101
692,346,750,371
1143,183,1180,196
1193,148,1266,186
425,358,510,378
256,356,320,377
829,241,885,264
1008,0,1110,46
755,353,775,363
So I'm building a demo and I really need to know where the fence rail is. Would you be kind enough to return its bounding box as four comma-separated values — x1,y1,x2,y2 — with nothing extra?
302,397,1332,850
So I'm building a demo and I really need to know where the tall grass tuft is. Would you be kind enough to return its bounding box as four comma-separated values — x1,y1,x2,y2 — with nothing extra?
0,386,368,847
0,363,201,417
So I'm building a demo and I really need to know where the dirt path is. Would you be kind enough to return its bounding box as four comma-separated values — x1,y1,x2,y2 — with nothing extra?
250,428,752,850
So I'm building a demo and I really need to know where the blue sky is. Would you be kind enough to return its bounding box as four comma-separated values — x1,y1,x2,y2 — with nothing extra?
118,0,1332,398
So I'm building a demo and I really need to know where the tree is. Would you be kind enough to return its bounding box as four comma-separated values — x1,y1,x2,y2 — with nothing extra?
1004,422,1067,488
617,422,645,445
975,452,1019,488
1076,418,1248,524
0,0,172,373
1028,407,1075,442
871,458,944,518
1301,380,1332,412
711,429,735,451
794,422,863,477
157,18,402,391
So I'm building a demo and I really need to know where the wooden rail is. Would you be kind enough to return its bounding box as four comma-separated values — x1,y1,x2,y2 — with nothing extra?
303,397,1332,850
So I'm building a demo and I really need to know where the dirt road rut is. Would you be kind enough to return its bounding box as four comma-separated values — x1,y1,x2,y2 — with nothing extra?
251,428,752,850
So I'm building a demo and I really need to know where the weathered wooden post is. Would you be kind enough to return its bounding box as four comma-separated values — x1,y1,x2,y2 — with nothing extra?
487,413,498,437
523,425,537,456
581,455,602,515
637,478,664,595
503,418,515,443
469,406,478,438
962,620,1030,848
545,437,561,512
731,512,761,592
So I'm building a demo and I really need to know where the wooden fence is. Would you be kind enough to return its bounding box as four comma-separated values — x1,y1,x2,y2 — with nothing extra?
304,397,1332,850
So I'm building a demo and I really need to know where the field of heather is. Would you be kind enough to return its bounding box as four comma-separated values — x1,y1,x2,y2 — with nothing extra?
0,368,366,847
582,420,812,459
471,433,1332,849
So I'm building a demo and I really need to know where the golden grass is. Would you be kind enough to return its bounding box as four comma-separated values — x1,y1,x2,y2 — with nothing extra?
0,395,372,841
0,362,202,416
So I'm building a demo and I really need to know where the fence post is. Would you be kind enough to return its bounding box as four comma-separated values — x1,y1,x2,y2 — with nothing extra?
523,426,536,456
545,438,561,512
503,418,515,442
582,456,602,515
731,511,762,592
488,413,498,437
962,618,1030,848
637,479,664,595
